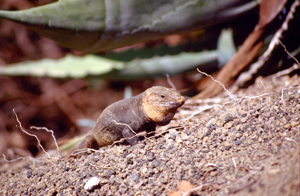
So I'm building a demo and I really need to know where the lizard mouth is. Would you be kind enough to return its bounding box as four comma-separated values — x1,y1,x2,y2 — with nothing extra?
162,99,185,108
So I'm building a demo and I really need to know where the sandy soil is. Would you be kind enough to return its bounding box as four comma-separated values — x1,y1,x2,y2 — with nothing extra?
0,73,299,196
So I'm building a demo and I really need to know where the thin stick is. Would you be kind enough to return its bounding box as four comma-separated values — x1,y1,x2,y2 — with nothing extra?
284,137,299,144
166,74,176,90
112,120,136,135
2,154,25,162
13,109,51,158
197,68,233,99
260,80,266,91
279,40,300,66
111,120,141,145
232,157,237,168
281,89,286,106
30,126,61,158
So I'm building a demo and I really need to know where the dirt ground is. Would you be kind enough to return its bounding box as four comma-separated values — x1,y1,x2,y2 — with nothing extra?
0,72,299,196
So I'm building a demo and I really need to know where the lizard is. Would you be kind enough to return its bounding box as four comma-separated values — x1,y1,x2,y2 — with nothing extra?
79,86,185,149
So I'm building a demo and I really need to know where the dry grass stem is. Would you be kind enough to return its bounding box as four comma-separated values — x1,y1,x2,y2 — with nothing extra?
197,68,234,99
279,40,300,66
30,126,61,158
13,109,51,159
166,73,176,90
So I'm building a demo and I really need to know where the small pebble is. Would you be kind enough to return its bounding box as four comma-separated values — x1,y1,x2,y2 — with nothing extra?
84,177,100,191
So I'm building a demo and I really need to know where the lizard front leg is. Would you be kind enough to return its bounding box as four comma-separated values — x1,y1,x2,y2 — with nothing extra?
121,122,138,145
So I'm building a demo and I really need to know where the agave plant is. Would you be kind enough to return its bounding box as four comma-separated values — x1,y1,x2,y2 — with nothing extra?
0,0,257,53
0,0,256,79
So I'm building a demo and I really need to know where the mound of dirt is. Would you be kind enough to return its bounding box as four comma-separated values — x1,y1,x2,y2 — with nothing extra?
0,73,299,196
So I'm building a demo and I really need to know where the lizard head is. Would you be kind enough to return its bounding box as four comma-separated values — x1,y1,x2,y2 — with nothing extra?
142,86,185,126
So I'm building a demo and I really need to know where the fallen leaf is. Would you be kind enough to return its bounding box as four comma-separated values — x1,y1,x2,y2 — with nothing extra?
169,180,194,196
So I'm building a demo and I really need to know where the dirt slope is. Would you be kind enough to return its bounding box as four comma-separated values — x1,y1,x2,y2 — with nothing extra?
0,74,299,196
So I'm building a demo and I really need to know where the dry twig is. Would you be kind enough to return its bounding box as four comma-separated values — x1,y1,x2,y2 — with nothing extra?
13,109,51,158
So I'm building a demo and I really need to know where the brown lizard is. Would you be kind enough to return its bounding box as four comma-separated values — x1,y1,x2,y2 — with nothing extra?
79,86,185,149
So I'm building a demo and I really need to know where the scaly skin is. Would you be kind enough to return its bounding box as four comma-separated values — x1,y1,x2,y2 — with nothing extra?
79,86,185,149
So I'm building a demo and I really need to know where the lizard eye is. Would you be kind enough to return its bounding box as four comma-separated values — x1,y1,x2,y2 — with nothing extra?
161,95,165,98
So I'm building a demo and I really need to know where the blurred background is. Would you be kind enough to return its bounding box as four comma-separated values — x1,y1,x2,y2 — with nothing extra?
0,0,298,157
